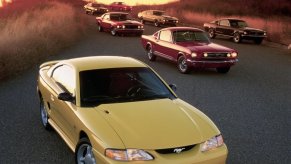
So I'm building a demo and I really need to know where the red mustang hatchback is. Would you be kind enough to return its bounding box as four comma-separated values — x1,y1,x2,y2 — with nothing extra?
141,27,238,73
108,2,132,12
96,12,144,36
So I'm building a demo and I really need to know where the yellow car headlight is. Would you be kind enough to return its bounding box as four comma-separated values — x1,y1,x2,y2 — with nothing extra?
201,134,224,152
105,149,153,161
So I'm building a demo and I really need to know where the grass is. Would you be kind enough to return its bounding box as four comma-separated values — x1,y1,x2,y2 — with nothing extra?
0,0,88,80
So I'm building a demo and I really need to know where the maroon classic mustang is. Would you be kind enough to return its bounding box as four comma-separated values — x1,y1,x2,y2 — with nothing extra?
96,12,144,36
141,27,238,73
108,2,132,12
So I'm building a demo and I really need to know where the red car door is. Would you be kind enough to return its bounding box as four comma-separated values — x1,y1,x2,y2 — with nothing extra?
101,14,112,30
154,30,177,61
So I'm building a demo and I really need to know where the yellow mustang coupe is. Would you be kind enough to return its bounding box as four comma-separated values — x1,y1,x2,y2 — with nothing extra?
37,56,227,164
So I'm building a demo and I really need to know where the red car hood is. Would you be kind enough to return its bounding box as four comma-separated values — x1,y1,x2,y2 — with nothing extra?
113,20,142,26
176,42,234,53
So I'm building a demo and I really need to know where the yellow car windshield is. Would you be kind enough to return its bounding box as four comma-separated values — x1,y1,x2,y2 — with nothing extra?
79,67,176,107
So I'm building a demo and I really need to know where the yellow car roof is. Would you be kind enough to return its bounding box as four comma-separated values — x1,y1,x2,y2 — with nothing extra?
63,56,147,71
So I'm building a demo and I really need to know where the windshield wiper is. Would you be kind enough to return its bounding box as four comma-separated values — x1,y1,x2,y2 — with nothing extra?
128,94,172,101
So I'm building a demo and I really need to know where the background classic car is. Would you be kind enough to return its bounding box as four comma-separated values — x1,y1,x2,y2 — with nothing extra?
141,27,238,74
96,12,144,36
84,3,108,15
37,56,228,163
138,10,179,27
108,2,132,12
203,18,267,44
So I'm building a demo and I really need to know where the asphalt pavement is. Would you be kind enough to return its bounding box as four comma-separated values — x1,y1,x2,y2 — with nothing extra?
0,14,290,163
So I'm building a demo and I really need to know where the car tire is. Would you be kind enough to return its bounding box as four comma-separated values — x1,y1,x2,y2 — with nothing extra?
216,67,230,73
40,99,52,130
254,38,263,44
154,20,160,27
75,138,97,164
233,32,242,43
177,55,190,74
98,24,103,32
111,28,117,36
146,45,156,61
208,28,216,39
140,18,145,24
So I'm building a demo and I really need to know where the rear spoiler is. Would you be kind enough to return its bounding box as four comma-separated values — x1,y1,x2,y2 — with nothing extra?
39,60,62,69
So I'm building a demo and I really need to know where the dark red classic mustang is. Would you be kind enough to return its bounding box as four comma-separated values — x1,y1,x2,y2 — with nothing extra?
96,12,144,36
141,27,238,73
108,2,132,12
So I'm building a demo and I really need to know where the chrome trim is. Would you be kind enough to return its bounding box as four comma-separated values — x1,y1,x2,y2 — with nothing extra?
154,51,175,61
187,59,238,64
115,29,144,31
242,34,266,38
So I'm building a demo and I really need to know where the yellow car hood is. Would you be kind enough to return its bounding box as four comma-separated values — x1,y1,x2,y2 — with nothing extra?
97,98,220,149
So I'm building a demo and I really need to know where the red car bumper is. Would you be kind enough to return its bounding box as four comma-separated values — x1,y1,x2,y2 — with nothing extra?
116,29,144,34
187,59,238,68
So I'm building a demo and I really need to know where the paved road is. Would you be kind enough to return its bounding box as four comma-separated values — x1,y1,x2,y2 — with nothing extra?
0,15,290,163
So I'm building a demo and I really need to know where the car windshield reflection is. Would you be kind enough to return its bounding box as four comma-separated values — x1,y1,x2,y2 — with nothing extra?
231,20,248,28
110,14,131,21
153,11,164,16
174,31,210,43
80,67,176,107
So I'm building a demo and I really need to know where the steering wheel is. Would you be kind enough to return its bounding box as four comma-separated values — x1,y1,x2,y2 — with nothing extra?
127,85,144,97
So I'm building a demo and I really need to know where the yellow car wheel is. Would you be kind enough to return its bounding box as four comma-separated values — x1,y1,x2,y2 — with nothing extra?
75,138,96,164
40,99,51,130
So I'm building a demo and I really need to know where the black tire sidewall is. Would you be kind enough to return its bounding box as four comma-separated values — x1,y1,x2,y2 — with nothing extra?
40,99,52,130
75,138,94,164
178,56,189,73
98,25,103,32
233,33,241,43
209,29,215,38
147,46,156,61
